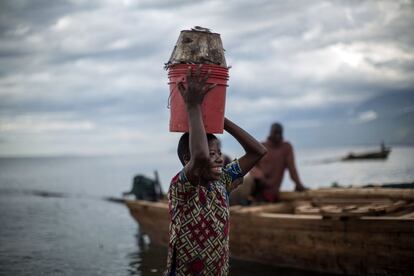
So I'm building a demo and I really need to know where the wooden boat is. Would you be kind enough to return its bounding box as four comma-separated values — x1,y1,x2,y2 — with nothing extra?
342,146,391,161
125,188,414,275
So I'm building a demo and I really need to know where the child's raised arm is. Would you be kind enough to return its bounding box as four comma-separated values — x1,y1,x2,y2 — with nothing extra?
178,66,216,183
224,117,267,175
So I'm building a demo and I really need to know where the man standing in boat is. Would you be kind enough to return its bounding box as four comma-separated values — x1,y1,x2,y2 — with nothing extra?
231,122,307,204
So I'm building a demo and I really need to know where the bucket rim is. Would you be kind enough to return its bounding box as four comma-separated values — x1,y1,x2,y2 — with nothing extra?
168,76,229,80
168,64,229,70
168,73,229,77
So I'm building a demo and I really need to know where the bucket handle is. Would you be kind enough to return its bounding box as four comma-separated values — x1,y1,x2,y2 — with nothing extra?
167,79,182,109
167,88,173,109
167,77,186,109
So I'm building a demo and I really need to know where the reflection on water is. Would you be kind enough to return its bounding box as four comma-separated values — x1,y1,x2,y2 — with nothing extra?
126,249,141,275
127,230,167,275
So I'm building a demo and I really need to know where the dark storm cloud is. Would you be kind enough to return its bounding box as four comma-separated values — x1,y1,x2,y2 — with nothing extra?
49,43,164,65
0,0,413,156
0,0,91,32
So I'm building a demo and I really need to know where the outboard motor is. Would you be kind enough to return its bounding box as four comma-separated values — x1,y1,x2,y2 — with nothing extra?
124,171,163,201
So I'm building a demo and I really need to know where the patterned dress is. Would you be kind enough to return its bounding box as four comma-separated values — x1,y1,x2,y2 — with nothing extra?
165,160,243,276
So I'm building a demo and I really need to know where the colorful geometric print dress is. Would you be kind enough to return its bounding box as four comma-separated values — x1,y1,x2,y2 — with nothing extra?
165,160,243,276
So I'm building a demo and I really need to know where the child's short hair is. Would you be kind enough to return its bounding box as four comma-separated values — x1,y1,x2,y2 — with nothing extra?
177,132,219,166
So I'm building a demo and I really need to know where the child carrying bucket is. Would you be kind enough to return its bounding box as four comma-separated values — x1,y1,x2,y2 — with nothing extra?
164,66,267,275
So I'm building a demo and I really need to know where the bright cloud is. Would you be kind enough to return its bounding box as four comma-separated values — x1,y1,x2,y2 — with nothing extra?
357,110,378,123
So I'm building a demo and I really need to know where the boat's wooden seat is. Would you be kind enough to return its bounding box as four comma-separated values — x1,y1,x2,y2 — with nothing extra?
294,200,410,219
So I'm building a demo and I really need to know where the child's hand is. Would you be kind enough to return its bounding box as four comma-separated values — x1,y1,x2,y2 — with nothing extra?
178,65,217,108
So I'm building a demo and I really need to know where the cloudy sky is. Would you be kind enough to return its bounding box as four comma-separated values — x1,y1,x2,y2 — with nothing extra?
1,0,414,158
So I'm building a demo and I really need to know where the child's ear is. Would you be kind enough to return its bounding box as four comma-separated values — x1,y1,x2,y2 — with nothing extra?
183,153,190,164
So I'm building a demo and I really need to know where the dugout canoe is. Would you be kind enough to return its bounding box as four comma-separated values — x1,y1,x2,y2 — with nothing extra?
341,145,391,161
125,188,414,275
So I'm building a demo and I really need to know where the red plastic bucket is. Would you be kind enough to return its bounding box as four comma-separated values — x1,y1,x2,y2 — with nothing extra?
168,64,229,133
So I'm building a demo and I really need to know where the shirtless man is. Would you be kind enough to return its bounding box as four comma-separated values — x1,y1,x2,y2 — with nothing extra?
230,122,307,204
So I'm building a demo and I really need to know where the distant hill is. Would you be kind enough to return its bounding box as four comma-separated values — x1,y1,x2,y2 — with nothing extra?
354,89,414,118
354,90,414,145
287,90,414,147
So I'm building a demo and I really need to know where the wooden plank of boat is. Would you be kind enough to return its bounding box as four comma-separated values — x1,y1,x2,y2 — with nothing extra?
293,198,409,219
295,204,321,215
318,201,408,219
312,197,393,206
125,188,414,275
278,188,414,201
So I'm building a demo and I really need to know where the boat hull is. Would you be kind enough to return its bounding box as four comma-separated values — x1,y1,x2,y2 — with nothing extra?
342,149,391,161
230,211,413,275
125,188,414,275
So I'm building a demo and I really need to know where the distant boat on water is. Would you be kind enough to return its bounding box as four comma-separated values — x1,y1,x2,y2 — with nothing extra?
342,143,391,161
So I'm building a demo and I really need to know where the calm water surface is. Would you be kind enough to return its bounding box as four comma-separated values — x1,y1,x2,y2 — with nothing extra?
0,146,413,275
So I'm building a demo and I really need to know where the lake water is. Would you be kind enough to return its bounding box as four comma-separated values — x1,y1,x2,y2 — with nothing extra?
0,146,413,275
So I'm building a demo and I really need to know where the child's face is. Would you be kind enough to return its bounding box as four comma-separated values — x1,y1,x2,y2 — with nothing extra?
208,139,224,180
